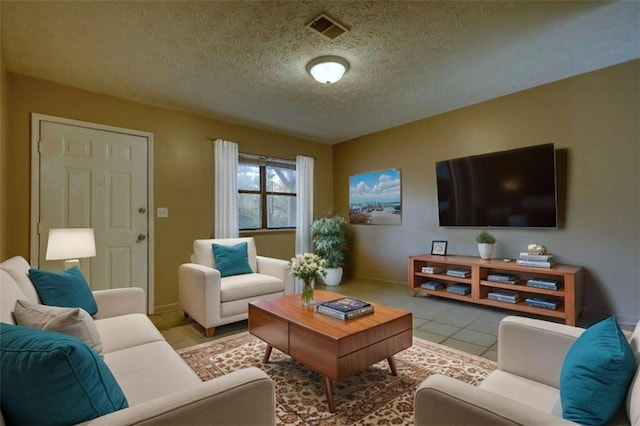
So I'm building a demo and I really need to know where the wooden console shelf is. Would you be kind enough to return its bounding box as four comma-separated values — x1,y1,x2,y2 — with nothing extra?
408,254,584,325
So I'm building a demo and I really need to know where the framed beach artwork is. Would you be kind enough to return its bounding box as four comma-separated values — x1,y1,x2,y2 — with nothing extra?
349,168,401,225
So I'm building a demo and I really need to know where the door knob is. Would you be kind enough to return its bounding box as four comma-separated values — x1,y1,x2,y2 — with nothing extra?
137,234,146,242
138,207,146,214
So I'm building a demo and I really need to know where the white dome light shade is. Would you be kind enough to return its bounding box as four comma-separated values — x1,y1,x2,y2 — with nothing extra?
306,56,350,84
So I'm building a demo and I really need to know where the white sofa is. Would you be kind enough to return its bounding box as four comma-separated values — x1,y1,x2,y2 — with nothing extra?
414,316,640,425
179,237,294,337
1,255,276,425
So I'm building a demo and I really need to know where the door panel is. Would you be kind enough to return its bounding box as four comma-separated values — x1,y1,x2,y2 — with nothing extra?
39,121,148,295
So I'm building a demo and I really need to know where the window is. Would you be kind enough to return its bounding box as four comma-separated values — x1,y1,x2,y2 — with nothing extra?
238,154,296,230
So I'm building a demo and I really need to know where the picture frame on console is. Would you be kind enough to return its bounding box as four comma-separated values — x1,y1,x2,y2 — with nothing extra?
431,241,447,256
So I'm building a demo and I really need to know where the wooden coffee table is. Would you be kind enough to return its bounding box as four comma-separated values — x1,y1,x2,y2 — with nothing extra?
248,290,412,412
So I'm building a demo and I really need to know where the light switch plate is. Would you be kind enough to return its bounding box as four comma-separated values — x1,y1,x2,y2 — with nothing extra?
157,207,169,218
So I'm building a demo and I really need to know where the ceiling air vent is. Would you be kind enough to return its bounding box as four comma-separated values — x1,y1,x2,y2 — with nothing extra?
307,13,349,40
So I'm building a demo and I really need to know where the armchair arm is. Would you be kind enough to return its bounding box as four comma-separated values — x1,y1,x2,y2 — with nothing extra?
415,374,575,426
83,367,275,425
178,263,222,329
93,288,146,319
256,256,295,295
498,316,584,388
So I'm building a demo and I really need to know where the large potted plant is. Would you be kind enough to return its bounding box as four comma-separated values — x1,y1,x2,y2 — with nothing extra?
475,231,496,260
310,214,348,286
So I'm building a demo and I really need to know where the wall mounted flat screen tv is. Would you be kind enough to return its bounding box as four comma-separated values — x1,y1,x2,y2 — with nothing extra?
436,144,558,228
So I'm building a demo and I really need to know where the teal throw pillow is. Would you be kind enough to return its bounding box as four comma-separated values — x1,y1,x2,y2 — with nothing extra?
0,323,128,425
212,242,253,278
29,266,98,316
560,316,636,425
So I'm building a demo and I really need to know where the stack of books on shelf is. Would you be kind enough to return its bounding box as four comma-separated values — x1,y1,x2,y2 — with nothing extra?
446,268,471,278
488,289,520,304
486,273,521,285
446,284,471,295
526,277,560,291
421,280,445,290
315,297,374,320
525,296,561,310
421,265,444,274
516,252,556,268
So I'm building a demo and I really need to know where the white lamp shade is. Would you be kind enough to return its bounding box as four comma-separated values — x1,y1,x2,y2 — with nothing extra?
46,228,96,260
307,56,349,84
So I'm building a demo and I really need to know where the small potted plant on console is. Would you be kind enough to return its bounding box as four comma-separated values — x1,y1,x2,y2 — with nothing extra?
476,231,496,260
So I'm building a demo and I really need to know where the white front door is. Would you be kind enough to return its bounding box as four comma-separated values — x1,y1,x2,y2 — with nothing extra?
33,116,151,303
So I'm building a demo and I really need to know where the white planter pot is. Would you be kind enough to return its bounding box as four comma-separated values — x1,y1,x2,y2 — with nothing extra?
322,267,343,286
478,243,494,260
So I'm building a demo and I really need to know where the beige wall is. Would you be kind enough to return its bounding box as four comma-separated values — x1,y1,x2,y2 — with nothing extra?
5,73,333,312
334,60,640,324
0,0,6,260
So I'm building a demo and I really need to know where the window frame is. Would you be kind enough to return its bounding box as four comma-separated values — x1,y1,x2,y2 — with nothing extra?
238,153,296,231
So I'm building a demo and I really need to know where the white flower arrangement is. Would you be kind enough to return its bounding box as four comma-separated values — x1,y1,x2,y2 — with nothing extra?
288,253,327,281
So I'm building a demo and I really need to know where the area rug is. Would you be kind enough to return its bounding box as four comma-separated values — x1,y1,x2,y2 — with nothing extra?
178,332,496,425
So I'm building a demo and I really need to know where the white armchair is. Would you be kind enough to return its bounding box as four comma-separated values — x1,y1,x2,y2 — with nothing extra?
179,237,294,337
414,316,640,425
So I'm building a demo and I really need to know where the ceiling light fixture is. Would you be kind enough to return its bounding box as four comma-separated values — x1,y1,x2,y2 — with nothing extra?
306,56,350,84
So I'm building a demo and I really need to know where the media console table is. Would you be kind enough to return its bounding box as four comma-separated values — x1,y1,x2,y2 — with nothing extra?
408,254,584,325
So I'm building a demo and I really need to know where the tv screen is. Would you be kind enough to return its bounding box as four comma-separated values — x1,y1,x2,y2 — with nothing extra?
436,144,558,228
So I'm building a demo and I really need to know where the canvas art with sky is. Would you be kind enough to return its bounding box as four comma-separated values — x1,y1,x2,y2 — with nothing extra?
349,168,401,225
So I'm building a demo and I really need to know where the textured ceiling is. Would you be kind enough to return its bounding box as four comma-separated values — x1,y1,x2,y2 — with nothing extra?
2,1,639,144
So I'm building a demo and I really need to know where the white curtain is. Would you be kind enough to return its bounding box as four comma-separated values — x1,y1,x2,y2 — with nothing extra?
295,155,314,293
214,139,239,238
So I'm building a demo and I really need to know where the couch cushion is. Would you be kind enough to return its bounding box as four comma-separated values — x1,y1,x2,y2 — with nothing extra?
560,316,636,425
480,370,562,417
94,313,165,354
193,237,257,272
220,273,284,302
14,299,103,356
0,256,40,304
1,270,24,324
0,323,128,425
213,242,253,278
28,266,98,315
626,321,640,425
104,340,201,405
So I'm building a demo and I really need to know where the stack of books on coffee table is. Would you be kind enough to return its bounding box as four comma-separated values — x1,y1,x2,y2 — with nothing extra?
316,297,374,320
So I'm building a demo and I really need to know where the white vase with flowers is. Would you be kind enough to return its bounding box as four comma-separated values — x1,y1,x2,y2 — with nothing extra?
288,253,327,305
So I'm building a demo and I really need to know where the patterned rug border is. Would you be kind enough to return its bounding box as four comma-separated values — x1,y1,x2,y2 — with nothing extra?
178,331,496,425
176,331,256,354
177,331,495,363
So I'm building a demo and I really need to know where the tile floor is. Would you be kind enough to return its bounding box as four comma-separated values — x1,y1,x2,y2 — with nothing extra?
150,277,592,361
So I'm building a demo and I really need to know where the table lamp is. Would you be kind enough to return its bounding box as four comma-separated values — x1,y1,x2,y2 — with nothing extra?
46,228,96,269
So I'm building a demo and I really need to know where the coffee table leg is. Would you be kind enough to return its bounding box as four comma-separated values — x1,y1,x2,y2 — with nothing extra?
323,376,336,413
387,356,398,376
263,344,273,363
